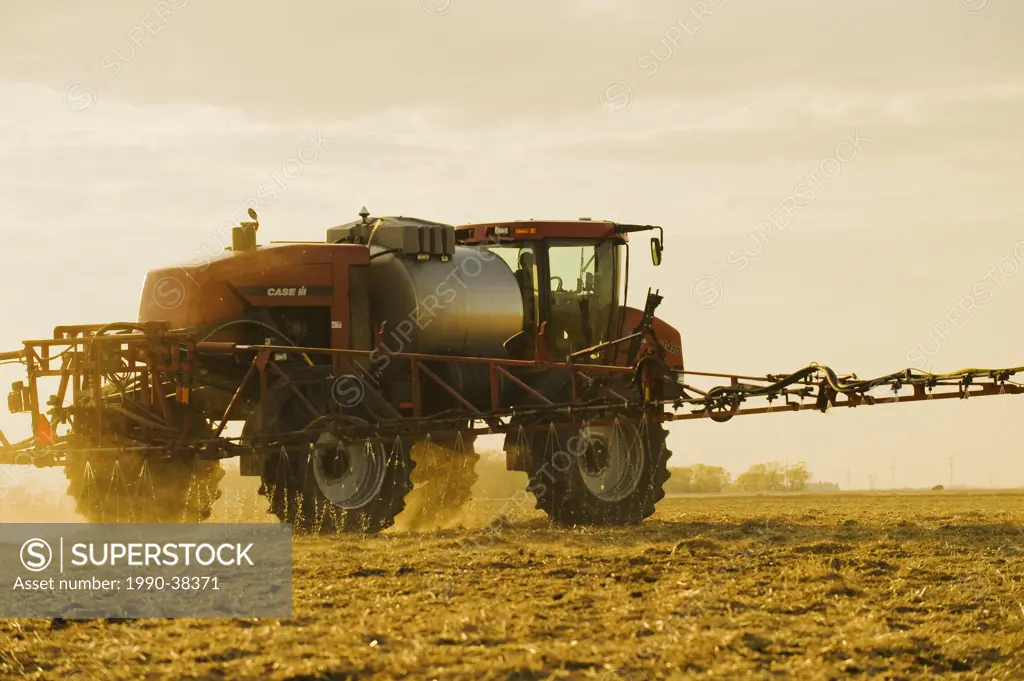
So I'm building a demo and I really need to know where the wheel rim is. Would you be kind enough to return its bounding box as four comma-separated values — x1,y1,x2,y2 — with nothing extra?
311,430,389,509
575,423,645,502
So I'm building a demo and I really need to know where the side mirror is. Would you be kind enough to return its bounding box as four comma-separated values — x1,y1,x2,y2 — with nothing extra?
650,237,663,266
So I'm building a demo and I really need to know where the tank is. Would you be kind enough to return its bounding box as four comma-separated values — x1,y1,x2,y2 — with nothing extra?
327,215,524,357
369,245,524,357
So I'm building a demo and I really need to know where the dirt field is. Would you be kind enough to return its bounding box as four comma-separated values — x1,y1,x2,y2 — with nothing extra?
2,491,1024,680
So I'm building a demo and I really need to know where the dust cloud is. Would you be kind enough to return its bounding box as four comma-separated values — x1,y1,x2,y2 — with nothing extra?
0,450,531,530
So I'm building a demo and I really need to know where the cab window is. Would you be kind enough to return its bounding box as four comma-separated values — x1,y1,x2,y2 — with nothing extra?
482,243,539,331
546,240,616,358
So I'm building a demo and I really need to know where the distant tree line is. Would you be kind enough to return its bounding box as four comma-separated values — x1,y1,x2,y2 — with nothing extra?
471,457,838,498
664,461,835,494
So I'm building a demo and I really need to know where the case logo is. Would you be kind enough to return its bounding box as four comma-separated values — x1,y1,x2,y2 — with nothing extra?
236,285,331,299
266,286,307,297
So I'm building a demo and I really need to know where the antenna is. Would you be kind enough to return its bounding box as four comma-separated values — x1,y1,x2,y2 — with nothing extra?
890,458,896,490
948,455,954,488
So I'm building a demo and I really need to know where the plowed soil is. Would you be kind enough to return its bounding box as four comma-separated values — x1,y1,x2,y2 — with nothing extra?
2,492,1023,680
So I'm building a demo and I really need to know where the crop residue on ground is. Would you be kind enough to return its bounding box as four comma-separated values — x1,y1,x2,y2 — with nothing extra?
1,492,1023,679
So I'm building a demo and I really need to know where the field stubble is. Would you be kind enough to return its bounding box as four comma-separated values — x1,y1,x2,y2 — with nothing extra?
1,474,1023,680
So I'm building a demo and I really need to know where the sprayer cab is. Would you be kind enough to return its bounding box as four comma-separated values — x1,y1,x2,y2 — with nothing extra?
454,220,681,367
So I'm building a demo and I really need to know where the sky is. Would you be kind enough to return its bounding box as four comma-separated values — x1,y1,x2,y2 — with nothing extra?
1,0,1023,488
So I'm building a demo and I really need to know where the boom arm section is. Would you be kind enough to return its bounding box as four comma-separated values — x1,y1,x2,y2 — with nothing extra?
1,322,1023,465
668,364,1024,423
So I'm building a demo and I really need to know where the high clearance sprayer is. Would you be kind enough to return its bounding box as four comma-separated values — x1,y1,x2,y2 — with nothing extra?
1,208,1019,532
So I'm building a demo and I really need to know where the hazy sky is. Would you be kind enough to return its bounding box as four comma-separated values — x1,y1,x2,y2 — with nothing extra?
1,0,1023,488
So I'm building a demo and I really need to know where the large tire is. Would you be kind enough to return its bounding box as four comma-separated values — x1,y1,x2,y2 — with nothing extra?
403,432,480,527
525,413,671,526
250,371,414,534
65,451,224,523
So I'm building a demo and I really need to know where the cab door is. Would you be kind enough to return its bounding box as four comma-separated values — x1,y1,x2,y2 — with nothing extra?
539,239,620,360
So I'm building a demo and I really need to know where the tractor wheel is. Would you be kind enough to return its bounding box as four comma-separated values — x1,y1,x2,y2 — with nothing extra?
402,432,480,527
260,416,414,534
65,451,224,523
525,413,671,526
249,373,414,534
